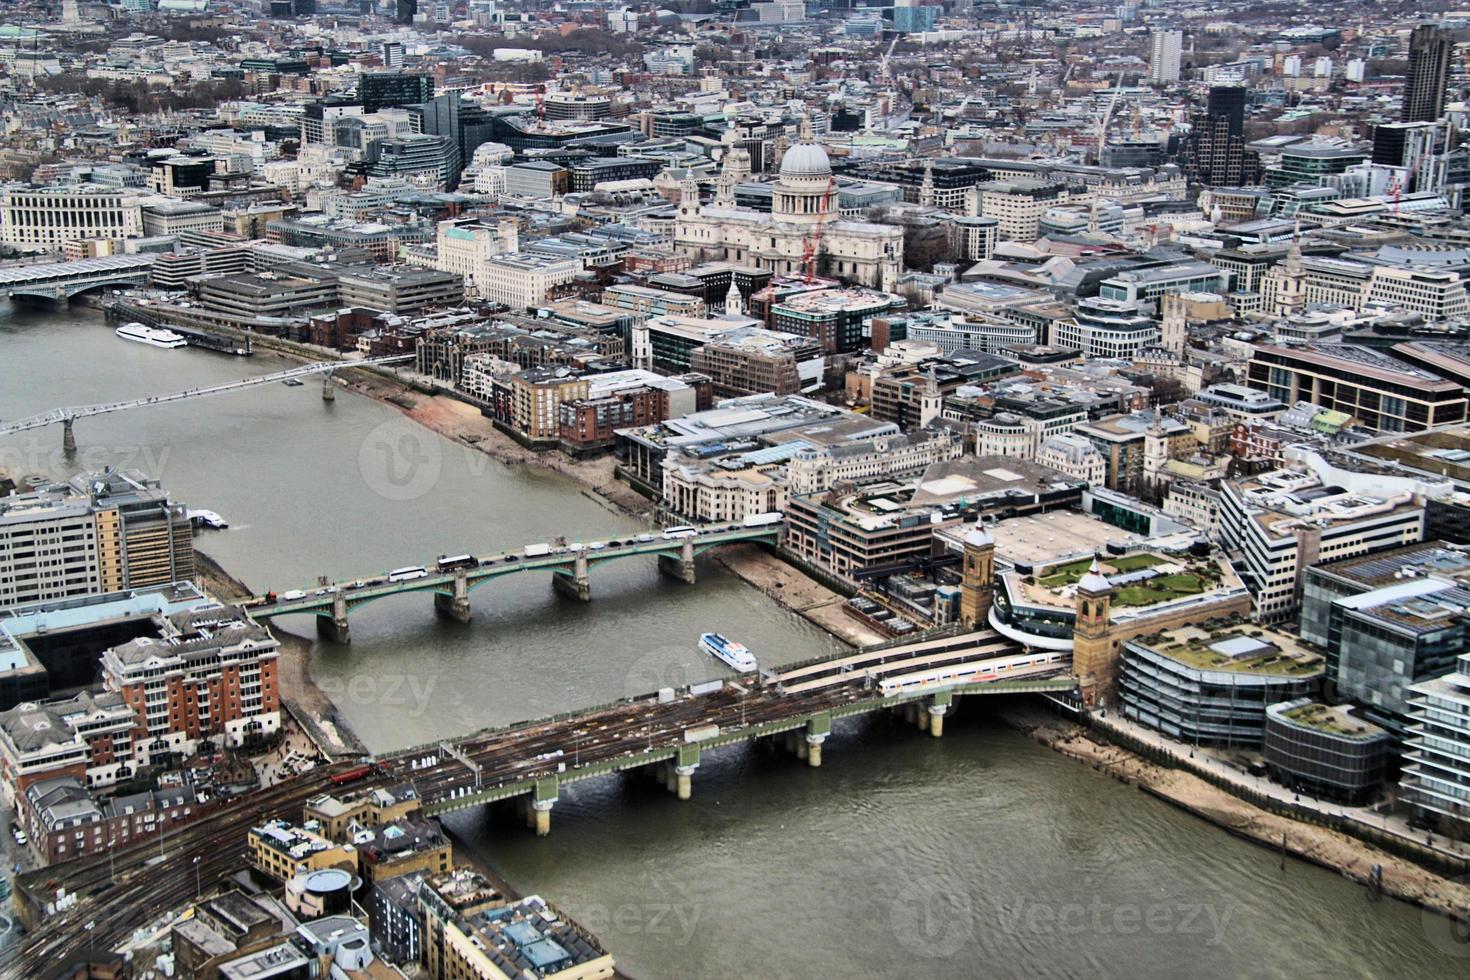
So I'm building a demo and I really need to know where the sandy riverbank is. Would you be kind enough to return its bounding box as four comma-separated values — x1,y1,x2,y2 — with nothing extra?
340,370,655,518
1002,705,1470,923
711,543,883,648
194,551,365,758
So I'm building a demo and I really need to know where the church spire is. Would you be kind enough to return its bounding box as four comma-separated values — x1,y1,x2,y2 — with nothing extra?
724,278,743,316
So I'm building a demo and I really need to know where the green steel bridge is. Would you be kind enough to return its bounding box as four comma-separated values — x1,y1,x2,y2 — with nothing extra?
245,523,783,642
374,628,1077,832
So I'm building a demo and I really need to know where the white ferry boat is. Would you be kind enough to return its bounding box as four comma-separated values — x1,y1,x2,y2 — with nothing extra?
699,632,758,673
115,322,187,349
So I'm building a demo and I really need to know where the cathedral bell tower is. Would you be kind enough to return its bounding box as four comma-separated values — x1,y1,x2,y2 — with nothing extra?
677,173,700,218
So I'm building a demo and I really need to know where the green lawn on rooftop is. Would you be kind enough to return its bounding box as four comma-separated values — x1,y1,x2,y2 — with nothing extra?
1037,552,1168,589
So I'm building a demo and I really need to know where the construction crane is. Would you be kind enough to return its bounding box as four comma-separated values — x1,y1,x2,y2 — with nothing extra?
800,175,837,284
1092,72,1125,165
880,34,901,84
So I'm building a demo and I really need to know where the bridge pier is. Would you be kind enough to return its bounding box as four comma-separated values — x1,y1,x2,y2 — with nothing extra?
532,800,553,836
316,614,351,644
434,571,472,623
916,704,930,733
804,714,830,767
928,691,951,738
62,418,76,456
316,594,351,644
321,375,335,401
805,734,826,768
674,765,697,800
657,540,697,585
552,555,591,602
528,777,558,836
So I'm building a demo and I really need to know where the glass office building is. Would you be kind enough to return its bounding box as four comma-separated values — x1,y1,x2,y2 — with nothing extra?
1263,699,1395,803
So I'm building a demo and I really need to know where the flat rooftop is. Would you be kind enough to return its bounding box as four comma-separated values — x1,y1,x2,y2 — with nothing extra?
1253,343,1460,390
1314,540,1470,588
987,510,1148,568
1011,550,1240,612
1353,426,1470,484
908,455,1079,507
1273,700,1391,739
1134,622,1323,677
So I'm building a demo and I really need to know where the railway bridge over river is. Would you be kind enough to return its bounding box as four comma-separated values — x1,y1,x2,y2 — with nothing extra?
6,628,1075,974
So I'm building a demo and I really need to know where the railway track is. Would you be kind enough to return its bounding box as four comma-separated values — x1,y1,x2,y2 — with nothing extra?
2,640,1056,976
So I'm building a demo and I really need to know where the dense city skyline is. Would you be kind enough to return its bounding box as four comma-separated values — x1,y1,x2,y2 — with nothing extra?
0,2,1469,978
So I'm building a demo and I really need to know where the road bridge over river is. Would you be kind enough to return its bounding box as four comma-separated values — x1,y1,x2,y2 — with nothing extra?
246,523,784,642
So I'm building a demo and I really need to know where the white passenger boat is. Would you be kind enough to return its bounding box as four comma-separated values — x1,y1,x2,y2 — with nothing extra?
700,632,758,672
115,322,187,349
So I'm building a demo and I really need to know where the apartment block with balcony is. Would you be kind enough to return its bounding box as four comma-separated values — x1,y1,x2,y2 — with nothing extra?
101,604,281,757
0,470,193,607
1402,652,1470,840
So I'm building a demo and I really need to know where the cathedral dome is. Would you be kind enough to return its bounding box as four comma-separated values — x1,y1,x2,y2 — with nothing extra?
779,141,832,180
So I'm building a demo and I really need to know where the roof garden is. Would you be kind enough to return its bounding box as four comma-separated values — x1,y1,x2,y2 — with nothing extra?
1275,701,1388,739
1134,622,1324,677
1026,552,1226,608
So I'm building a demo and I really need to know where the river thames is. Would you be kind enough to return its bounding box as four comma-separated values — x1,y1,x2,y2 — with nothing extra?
1,305,1464,979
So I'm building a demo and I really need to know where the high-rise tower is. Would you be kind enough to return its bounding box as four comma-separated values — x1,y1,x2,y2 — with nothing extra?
1149,30,1183,85
1403,24,1452,123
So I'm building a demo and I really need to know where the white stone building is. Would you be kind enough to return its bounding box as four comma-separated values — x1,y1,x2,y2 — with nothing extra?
674,118,903,291
1035,433,1108,486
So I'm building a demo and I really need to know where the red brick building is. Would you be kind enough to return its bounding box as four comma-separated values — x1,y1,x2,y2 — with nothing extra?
101,606,282,758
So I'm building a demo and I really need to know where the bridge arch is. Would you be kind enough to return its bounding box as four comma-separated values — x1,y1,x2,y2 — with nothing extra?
6,275,151,304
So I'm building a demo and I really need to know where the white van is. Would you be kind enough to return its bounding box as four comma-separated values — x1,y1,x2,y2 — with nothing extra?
280,589,308,601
